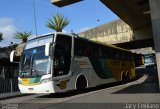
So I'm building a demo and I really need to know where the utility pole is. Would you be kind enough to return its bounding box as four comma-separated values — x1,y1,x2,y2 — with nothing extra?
33,0,38,36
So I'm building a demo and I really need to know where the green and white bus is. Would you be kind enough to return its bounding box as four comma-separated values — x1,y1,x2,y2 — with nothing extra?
10,32,135,93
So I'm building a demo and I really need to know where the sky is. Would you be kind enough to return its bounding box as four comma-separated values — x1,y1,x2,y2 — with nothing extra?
0,0,118,47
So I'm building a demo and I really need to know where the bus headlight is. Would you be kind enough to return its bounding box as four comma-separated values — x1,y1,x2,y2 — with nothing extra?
18,80,22,84
40,77,53,84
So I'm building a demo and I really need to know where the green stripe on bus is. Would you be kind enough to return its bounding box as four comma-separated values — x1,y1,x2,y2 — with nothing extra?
89,57,113,79
29,76,42,84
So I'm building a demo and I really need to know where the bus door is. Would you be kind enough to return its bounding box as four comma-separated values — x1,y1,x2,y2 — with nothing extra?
53,35,72,77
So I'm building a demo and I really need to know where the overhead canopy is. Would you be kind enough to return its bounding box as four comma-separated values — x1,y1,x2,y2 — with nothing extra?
100,0,151,30
51,0,152,30
51,0,83,7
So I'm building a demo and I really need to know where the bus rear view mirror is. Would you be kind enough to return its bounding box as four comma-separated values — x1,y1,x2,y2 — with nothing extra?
10,50,15,62
45,43,50,56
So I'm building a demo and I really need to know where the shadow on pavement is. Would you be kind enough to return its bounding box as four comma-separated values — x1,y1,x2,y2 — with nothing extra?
36,82,122,98
37,76,142,98
37,67,158,98
0,93,33,100
112,75,159,94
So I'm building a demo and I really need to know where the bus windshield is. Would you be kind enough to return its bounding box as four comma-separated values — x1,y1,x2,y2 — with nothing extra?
20,46,50,77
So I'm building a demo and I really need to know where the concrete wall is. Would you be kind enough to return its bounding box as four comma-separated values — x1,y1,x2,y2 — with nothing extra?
133,26,153,40
79,19,151,44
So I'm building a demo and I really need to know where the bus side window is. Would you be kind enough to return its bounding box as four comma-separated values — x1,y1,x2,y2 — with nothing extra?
75,38,85,56
102,46,108,58
108,49,112,59
112,49,117,59
115,51,119,60
54,35,72,76
93,44,100,58
122,52,125,60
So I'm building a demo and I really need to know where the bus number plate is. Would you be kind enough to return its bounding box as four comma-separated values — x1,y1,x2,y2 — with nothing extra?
28,88,33,91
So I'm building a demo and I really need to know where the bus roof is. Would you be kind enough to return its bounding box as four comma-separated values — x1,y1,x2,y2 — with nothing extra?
27,33,54,42
27,32,73,42
27,32,131,53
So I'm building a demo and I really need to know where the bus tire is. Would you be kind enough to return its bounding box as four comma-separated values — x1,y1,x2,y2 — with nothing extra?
126,73,130,83
76,76,87,92
122,73,127,84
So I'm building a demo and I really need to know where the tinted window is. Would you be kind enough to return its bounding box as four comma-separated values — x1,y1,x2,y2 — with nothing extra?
54,35,72,77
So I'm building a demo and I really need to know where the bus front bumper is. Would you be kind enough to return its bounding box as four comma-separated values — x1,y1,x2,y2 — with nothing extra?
18,81,55,93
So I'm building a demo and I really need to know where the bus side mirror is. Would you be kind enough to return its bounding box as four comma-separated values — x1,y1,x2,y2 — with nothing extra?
45,43,50,56
47,42,56,59
10,50,15,62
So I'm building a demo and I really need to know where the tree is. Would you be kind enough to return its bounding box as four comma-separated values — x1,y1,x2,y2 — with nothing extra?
14,31,32,43
46,13,70,32
0,32,3,42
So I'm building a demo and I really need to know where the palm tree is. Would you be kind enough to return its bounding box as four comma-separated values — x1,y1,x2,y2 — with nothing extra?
46,13,70,32
0,32,3,42
14,31,32,43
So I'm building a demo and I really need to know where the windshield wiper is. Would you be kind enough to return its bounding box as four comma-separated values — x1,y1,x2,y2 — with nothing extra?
30,54,35,77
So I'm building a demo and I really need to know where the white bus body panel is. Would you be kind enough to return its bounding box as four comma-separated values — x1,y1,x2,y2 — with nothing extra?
18,56,116,93
73,57,116,88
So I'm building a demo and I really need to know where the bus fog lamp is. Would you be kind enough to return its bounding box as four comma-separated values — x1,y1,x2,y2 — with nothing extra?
40,77,53,84
18,80,22,84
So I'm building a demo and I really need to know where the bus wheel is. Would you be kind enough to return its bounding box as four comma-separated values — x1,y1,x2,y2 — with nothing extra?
126,73,130,83
76,76,87,92
122,73,127,84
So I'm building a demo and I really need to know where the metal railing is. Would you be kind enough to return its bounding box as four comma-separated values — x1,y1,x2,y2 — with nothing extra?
0,78,19,93
0,66,19,93
0,66,19,78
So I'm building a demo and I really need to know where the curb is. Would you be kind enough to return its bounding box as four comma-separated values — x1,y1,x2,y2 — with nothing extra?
0,92,31,100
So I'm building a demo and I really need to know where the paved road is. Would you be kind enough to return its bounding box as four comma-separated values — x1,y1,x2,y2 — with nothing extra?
0,73,159,109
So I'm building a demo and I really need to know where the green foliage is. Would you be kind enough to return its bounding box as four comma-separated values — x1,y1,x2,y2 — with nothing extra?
46,13,70,32
0,32,3,42
14,31,32,43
